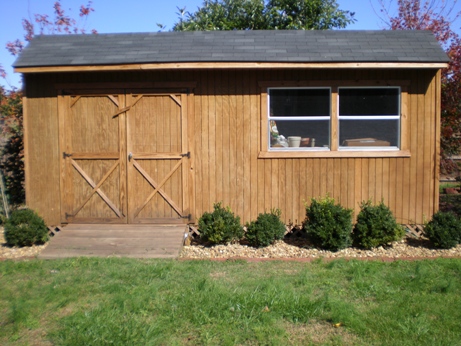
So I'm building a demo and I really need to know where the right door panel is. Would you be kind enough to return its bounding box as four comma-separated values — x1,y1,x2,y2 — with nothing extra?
126,93,188,223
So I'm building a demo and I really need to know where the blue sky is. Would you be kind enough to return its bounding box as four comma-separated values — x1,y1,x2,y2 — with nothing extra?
1,0,460,89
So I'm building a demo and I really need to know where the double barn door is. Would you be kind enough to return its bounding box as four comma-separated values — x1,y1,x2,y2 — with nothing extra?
59,89,190,224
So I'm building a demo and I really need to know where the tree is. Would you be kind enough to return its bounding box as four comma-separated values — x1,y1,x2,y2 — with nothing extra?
173,0,356,31
1,0,96,84
375,0,461,171
0,87,24,205
0,1,96,207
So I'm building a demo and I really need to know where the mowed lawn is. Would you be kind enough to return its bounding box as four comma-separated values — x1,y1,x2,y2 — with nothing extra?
1,258,460,345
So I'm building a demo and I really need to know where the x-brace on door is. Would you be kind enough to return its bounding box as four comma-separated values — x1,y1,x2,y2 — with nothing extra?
126,92,190,223
59,90,190,224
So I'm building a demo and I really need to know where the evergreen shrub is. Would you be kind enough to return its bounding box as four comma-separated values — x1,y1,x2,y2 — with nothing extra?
245,209,286,247
303,196,353,251
424,211,461,249
4,208,48,247
353,200,405,249
198,202,244,245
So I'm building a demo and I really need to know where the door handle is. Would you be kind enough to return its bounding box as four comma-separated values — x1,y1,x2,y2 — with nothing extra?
128,152,133,161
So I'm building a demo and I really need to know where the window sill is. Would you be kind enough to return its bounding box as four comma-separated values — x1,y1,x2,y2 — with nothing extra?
258,149,411,158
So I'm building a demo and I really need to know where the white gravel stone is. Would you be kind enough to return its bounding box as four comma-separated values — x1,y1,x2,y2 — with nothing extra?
2,227,461,261
180,238,461,260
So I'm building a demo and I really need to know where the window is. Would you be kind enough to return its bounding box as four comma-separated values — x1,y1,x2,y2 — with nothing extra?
268,88,330,150
339,88,400,149
261,82,409,158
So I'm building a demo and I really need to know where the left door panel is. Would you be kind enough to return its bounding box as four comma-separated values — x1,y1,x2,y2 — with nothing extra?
59,92,127,223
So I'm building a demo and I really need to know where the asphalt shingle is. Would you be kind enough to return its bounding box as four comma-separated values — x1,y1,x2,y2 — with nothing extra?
13,30,449,68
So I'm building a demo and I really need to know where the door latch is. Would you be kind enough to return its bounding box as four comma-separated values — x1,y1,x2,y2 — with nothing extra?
128,152,133,161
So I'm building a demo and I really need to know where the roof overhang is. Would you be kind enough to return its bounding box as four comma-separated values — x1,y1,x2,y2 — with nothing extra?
14,61,448,73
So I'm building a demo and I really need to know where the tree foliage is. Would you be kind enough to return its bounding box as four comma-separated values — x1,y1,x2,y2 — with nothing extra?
376,0,461,170
2,1,96,84
0,1,96,207
173,0,356,31
0,87,24,205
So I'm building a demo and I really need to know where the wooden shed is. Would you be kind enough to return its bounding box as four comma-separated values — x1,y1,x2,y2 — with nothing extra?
13,30,448,226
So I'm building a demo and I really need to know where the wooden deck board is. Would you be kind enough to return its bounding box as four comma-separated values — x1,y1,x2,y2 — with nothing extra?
38,224,186,259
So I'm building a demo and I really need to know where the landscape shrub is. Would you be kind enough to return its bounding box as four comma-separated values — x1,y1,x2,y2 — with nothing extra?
424,211,461,249
4,208,48,247
303,196,353,251
245,209,286,247
353,200,405,249
198,202,244,245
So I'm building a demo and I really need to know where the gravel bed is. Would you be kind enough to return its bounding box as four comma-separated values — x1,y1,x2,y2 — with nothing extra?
2,227,461,261
180,238,461,260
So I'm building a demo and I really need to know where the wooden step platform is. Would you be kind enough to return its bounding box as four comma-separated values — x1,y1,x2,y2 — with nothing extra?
38,224,186,259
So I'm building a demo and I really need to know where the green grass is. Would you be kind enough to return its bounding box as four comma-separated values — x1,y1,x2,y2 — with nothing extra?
1,258,461,345
439,181,459,194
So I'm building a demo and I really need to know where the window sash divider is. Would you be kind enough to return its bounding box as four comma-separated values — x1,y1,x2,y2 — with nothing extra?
269,116,330,121
339,115,400,120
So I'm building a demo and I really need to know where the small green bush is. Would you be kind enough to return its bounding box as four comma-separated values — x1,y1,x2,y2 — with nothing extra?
245,209,286,248
4,209,48,247
198,202,244,245
424,211,461,249
353,200,405,249
303,196,353,251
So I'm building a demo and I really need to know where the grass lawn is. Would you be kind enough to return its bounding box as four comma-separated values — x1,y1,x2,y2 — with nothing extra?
439,181,459,193
1,258,461,345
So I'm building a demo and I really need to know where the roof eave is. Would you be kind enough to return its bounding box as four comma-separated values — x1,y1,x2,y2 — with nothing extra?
14,61,449,73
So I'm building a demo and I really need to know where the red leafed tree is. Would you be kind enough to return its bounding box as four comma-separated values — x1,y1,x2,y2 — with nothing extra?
2,0,96,81
376,0,461,172
0,87,24,205
0,1,96,207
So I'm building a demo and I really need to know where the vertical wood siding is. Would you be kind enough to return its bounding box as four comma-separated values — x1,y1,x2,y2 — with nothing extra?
24,82,61,225
24,68,440,225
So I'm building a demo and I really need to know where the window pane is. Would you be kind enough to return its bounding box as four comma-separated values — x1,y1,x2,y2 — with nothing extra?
269,89,330,117
339,88,399,116
270,120,330,148
339,119,399,147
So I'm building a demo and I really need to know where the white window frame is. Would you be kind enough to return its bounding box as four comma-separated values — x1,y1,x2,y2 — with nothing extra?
258,80,410,159
267,87,331,152
338,86,401,151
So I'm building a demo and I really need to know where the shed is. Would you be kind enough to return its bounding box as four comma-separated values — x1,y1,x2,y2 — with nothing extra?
13,30,449,226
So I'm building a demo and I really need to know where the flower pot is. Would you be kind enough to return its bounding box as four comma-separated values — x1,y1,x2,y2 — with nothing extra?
288,136,301,147
300,138,310,147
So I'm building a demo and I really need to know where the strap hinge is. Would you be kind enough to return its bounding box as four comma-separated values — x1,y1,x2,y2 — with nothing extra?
180,152,190,159
63,152,72,159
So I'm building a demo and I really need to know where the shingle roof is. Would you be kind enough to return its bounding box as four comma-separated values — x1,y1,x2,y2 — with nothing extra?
13,30,449,68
